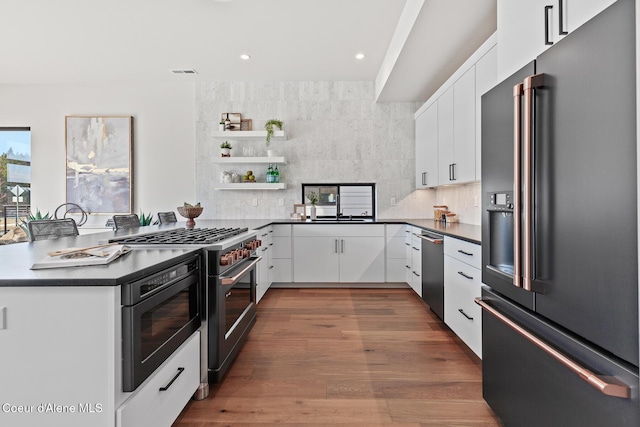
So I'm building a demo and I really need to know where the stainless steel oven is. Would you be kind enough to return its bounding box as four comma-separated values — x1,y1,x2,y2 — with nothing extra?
204,240,261,384
122,253,201,392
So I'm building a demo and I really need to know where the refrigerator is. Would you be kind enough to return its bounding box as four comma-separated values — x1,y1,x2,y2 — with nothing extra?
480,0,639,425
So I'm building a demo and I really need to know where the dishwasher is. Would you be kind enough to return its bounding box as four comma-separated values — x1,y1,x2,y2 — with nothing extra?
418,230,444,321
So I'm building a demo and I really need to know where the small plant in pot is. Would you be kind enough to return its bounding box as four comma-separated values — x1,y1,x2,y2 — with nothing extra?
220,141,232,157
264,119,283,147
306,191,319,220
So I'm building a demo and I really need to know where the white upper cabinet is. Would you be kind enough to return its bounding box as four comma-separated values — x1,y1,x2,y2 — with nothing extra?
415,103,439,188
475,45,498,180
452,66,476,184
437,86,455,185
415,33,496,188
498,0,616,80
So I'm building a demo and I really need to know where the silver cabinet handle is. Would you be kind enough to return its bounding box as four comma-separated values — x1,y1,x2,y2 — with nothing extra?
335,239,338,253
421,172,427,186
544,5,554,45
341,239,344,253
220,256,262,285
475,297,631,399
558,0,568,35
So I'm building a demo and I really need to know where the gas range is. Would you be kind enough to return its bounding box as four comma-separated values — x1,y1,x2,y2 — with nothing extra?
109,226,256,251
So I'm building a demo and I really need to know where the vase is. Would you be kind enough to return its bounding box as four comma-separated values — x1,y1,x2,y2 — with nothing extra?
221,148,231,157
310,205,317,220
267,149,275,157
218,124,225,131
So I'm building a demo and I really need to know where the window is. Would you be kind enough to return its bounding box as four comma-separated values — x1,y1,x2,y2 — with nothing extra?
1,127,31,233
301,183,376,219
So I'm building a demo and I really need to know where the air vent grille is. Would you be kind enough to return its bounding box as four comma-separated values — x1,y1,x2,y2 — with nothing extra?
170,69,198,74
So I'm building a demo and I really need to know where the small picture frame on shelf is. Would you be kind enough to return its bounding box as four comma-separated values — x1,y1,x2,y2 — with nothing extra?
293,204,307,221
240,119,252,131
221,113,242,131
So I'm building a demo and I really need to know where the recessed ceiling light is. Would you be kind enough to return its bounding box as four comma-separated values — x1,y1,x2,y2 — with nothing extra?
240,54,251,60
355,53,365,60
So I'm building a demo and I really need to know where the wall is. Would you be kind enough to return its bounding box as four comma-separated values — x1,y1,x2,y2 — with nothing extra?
433,182,481,225
0,83,195,228
195,81,435,220
0,81,479,228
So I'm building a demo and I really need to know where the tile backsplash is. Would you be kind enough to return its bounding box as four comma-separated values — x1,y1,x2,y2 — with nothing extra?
195,81,480,225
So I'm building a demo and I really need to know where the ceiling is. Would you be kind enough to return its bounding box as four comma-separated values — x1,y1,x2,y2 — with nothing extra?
1,0,496,103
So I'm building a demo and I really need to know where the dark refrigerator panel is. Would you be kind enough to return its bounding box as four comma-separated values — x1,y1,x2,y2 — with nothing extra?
481,288,639,427
481,60,536,310
532,0,638,367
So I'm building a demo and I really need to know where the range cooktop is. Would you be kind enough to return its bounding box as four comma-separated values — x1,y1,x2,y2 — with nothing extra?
110,227,250,245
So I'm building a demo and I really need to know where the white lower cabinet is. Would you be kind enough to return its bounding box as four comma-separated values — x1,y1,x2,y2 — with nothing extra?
385,224,407,282
117,332,200,427
271,225,292,283
410,230,422,296
292,225,385,283
443,236,482,358
256,226,273,302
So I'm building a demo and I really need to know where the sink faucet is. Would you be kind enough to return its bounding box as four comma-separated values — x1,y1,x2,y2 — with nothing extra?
336,194,341,220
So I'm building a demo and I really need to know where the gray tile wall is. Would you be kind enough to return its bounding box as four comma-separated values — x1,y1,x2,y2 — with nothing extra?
195,81,435,220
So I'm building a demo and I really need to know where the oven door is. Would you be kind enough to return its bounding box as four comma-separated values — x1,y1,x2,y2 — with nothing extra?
209,256,261,383
122,269,200,392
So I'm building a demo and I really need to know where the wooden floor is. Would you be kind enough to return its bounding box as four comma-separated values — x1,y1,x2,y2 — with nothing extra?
173,288,501,426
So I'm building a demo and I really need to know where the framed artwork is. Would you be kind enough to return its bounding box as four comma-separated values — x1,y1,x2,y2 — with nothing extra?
221,113,242,130
65,116,133,214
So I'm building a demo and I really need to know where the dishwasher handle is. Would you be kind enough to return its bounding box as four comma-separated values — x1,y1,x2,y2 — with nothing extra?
416,234,444,244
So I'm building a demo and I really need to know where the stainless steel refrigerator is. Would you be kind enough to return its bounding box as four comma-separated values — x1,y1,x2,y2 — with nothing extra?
480,0,639,424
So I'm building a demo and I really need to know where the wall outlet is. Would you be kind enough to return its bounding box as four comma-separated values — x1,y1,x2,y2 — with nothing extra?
252,198,258,207
473,195,480,207
278,198,284,207
390,197,396,206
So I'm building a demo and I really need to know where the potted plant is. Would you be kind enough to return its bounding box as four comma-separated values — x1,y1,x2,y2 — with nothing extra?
306,191,319,220
220,141,232,157
219,121,225,131
264,119,283,147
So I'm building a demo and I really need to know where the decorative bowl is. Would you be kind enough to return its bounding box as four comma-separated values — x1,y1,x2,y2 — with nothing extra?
177,206,203,228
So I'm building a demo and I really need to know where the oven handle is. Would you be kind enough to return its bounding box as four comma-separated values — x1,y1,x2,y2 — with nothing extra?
475,297,631,399
220,256,262,285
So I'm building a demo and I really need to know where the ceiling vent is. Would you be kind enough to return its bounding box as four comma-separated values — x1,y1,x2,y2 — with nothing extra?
171,69,198,74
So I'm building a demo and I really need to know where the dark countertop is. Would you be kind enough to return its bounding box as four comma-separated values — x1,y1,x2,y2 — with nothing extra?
0,218,479,287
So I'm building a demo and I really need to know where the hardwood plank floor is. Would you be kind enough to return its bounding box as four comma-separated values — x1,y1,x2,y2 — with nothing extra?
173,288,501,426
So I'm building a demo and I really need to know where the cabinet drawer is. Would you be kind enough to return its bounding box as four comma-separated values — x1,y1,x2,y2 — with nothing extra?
444,256,482,358
117,332,200,427
293,224,384,237
444,236,481,269
272,224,292,237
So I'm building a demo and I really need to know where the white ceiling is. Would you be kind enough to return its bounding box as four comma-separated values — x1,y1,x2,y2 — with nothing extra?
1,0,496,103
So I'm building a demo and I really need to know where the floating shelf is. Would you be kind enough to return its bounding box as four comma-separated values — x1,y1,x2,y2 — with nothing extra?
213,183,286,190
211,130,286,139
211,156,286,164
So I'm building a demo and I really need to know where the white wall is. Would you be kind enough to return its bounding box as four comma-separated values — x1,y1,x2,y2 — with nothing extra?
0,83,195,228
0,81,479,227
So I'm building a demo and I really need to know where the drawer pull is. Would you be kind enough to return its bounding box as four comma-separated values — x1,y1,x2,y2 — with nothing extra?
457,249,473,256
412,247,419,251
458,308,474,320
269,265,274,269
458,271,474,280
413,271,420,277
406,265,411,269
159,367,185,392
475,297,631,399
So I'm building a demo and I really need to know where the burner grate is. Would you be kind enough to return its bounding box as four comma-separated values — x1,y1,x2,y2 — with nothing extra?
111,227,249,245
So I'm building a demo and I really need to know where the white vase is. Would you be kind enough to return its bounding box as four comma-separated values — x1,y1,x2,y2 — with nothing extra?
267,149,275,157
218,124,225,131
221,148,230,156
310,205,317,220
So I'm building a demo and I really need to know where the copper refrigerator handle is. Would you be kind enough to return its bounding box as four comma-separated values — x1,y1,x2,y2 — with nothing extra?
513,83,523,288
522,73,545,292
220,256,262,285
475,297,631,399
